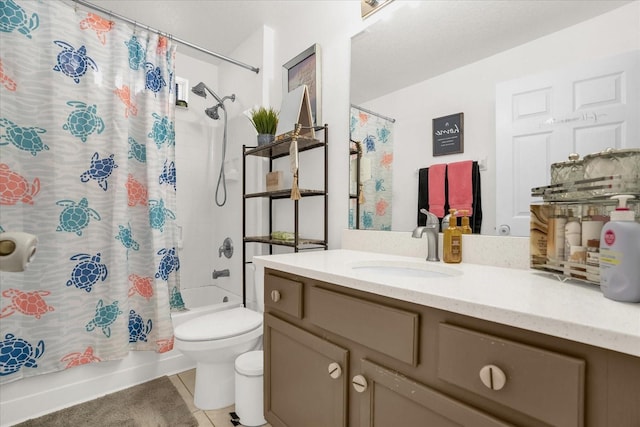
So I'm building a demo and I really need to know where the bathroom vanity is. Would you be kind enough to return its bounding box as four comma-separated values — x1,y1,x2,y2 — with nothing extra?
254,249,640,427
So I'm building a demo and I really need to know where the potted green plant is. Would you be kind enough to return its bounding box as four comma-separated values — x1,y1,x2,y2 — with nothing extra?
248,106,279,145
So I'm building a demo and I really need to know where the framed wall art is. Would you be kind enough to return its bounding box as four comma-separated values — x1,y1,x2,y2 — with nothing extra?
283,44,321,126
433,112,464,156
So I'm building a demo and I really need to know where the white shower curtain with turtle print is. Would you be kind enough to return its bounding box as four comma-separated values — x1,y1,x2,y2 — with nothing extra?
0,0,185,383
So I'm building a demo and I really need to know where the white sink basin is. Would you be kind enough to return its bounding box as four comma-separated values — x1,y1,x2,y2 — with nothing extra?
348,260,462,279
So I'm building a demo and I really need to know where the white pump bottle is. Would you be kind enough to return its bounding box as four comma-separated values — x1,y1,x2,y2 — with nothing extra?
599,195,640,302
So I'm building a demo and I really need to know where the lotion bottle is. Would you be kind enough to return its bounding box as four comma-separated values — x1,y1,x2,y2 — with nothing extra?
564,210,582,259
443,209,462,263
599,195,640,302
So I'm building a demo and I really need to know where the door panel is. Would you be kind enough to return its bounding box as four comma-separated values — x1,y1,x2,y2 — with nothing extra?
496,50,639,236
264,313,348,427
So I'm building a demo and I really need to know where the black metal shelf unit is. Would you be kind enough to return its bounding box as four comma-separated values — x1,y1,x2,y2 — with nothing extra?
242,124,328,305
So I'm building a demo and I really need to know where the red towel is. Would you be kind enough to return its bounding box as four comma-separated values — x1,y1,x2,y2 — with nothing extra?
448,160,473,216
428,164,446,218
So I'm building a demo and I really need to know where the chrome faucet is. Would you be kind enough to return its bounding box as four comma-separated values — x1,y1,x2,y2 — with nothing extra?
412,208,440,262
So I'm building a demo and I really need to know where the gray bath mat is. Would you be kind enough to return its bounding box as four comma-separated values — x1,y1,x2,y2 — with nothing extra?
14,376,198,427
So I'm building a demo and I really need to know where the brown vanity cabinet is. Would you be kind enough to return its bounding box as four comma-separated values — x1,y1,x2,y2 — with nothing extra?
263,267,640,427
264,313,348,427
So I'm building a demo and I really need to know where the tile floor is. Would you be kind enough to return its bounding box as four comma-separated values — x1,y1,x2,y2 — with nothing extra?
169,369,272,427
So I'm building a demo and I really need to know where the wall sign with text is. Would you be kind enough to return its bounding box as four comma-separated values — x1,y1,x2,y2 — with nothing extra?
433,112,464,156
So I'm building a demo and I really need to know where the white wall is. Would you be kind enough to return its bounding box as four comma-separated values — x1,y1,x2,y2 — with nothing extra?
262,1,362,250
174,25,274,304
174,52,220,290
361,2,640,234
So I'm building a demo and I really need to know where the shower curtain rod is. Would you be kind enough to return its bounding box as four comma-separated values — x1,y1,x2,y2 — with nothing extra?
351,104,396,123
71,0,260,74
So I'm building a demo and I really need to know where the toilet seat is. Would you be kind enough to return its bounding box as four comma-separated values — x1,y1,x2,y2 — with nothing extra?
174,307,262,342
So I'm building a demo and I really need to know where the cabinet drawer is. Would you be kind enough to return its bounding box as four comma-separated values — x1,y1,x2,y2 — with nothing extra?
308,286,419,365
265,272,303,319
359,358,512,427
438,323,585,427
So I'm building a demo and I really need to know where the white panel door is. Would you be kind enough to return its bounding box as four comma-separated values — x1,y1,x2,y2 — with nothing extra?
496,50,639,236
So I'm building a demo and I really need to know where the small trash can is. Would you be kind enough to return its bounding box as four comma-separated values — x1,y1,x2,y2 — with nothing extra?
235,350,266,426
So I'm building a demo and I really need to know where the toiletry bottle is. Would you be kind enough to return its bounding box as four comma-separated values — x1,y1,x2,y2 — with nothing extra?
564,210,582,260
586,239,600,283
599,195,640,302
581,206,604,247
461,210,472,234
443,209,462,263
547,206,567,263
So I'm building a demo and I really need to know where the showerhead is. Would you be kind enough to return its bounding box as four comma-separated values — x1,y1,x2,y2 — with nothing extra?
191,81,223,104
192,82,236,120
205,105,220,120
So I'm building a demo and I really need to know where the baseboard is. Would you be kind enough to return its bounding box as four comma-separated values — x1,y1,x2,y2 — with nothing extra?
0,349,195,427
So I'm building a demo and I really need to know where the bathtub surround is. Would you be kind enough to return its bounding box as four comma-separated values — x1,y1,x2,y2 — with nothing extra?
14,376,197,427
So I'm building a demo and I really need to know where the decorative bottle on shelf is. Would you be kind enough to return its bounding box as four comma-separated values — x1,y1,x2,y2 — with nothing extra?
443,209,462,264
599,195,640,302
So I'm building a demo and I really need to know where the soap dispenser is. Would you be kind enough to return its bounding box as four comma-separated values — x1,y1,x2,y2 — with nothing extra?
460,210,472,234
599,195,640,302
443,209,462,263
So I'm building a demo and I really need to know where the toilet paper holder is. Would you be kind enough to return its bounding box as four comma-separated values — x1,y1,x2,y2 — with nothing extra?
0,231,38,272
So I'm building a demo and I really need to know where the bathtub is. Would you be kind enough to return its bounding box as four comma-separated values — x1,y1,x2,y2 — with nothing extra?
0,285,241,427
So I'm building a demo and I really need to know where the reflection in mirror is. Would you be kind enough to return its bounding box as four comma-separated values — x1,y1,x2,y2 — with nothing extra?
349,0,636,236
349,106,395,230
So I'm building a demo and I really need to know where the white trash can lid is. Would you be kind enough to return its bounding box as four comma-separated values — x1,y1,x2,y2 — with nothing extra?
235,350,263,376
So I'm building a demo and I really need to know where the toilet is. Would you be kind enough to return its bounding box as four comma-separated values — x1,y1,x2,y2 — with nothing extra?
174,271,264,410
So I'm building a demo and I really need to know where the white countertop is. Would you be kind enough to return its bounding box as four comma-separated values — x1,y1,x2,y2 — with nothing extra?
254,249,640,357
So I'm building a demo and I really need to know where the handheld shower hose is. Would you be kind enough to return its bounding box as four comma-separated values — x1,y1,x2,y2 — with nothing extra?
191,82,236,207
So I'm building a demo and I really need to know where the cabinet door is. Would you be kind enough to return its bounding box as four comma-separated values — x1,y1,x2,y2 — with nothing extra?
264,313,348,427
357,359,513,427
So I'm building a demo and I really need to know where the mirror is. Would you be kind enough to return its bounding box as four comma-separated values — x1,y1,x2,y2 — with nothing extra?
349,0,634,235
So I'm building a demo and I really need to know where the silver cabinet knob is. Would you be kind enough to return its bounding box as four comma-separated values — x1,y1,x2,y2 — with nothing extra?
328,362,342,379
479,364,507,391
352,374,368,393
270,290,281,302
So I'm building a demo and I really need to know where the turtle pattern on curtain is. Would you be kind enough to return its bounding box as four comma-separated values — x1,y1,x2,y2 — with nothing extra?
0,0,184,383
349,106,394,230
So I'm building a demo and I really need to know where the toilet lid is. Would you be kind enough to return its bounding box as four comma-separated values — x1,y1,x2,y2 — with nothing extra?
174,307,262,341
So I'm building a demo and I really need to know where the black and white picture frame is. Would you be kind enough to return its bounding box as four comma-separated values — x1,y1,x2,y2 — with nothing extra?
433,112,464,156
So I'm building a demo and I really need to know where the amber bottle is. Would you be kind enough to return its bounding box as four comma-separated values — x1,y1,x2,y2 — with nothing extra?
443,209,462,263
461,210,472,234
